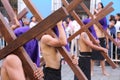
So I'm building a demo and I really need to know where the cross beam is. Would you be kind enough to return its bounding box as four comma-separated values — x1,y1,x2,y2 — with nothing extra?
1,0,28,23
79,2,118,46
1,0,15,24
0,0,37,79
17,8,28,20
0,0,88,80
62,0,117,68
22,0,87,79
0,12,38,80
0,1,68,80
0,7,68,59
78,2,117,68
63,1,117,69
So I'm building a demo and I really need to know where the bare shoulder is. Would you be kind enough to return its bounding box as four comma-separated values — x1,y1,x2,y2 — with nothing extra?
41,34,52,43
81,32,88,39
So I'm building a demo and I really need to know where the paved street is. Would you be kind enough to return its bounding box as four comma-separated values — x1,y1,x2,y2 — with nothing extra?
62,63,120,80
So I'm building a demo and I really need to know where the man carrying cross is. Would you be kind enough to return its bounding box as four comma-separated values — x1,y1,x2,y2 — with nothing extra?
74,30,108,80
40,20,78,80
1,15,43,80
1,16,78,80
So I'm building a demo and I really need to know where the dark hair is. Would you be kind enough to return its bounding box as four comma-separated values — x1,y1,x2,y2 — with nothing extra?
109,15,115,21
116,13,120,21
66,15,74,21
117,32,120,35
98,2,104,8
110,19,117,24
30,16,34,22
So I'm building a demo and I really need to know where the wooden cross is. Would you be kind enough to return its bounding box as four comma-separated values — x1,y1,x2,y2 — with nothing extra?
0,1,68,80
79,2,118,46
0,0,88,80
17,8,28,20
0,0,42,80
62,0,117,69
78,1,118,68
62,0,117,68
22,0,89,80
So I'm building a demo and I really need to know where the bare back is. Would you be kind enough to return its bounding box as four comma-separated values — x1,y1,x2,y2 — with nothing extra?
78,32,92,52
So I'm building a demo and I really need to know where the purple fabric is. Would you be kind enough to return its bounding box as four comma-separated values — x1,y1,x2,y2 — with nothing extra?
19,20,24,27
83,18,98,40
99,17,108,30
53,25,70,52
14,26,40,67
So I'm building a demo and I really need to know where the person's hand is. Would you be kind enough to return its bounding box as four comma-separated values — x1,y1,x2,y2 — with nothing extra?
34,68,44,80
106,44,109,49
71,55,78,65
96,39,100,44
118,42,120,45
13,15,17,20
94,9,98,14
33,63,44,80
103,48,108,54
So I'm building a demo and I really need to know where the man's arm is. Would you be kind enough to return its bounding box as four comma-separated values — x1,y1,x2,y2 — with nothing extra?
81,32,108,52
41,21,67,47
11,16,20,30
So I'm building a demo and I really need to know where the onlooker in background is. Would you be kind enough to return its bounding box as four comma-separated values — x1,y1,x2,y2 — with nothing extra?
115,13,120,32
107,19,116,58
109,15,115,21
22,15,30,27
66,16,80,55
115,32,120,61
29,16,38,28
94,2,104,14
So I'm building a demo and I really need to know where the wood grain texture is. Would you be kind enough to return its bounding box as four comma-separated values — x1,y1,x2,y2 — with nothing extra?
0,12,39,80
1,0,16,24
17,8,28,20
0,7,68,59
22,0,88,79
62,0,117,68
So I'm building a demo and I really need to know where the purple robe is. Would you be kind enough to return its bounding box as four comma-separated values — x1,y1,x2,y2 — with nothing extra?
83,18,98,40
14,26,40,67
53,25,70,52
99,17,108,30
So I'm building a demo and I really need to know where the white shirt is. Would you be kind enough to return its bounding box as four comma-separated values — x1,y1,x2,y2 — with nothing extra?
29,22,37,28
115,21,120,32
72,20,81,39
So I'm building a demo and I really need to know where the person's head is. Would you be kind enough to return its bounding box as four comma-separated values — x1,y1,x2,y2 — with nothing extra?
66,15,73,23
109,15,115,21
115,13,120,21
98,2,104,9
30,16,36,22
117,32,120,39
109,19,116,27
22,17,30,26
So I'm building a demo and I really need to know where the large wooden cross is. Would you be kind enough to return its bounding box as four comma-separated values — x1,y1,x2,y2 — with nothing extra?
0,0,88,80
22,1,90,80
0,1,68,80
62,0,117,69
